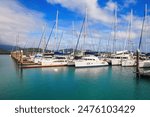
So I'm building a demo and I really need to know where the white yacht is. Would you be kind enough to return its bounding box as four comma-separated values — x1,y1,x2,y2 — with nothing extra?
67,55,83,66
75,55,108,68
121,53,136,67
109,50,134,66
122,59,136,67
67,55,75,66
41,55,68,66
67,59,75,66
33,53,43,64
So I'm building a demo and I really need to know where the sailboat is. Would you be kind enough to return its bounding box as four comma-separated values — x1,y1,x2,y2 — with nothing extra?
40,10,68,66
121,10,136,67
109,8,136,66
108,5,122,65
138,4,150,68
73,8,108,68
41,55,68,66
32,25,47,64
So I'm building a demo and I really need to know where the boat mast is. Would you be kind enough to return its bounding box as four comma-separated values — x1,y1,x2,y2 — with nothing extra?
124,10,133,51
139,5,146,50
136,4,147,78
112,5,117,53
145,4,148,53
83,8,88,51
128,10,133,51
97,36,101,53
57,31,63,51
44,22,56,52
74,15,86,56
42,35,46,53
54,10,59,51
37,25,47,53
107,22,113,53
72,21,75,50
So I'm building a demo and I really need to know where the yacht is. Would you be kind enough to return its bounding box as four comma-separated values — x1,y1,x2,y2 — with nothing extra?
75,55,108,68
122,59,136,67
41,55,68,66
121,53,136,67
33,53,43,64
139,54,150,68
109,50,134,66
67,51,84,66
139,60,150,68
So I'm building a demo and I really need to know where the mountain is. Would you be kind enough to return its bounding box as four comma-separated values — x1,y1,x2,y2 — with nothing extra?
0,44,15,51
0,44,16,54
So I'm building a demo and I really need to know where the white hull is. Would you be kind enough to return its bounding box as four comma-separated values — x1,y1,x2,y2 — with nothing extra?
122,60,136,67
41,59,67,66
33,53,43,64
67,59,76,66
67,61,75,66
139,60,150,68
34,57,42,64
75,60,108,68
110,59,121,65
28,55,34,62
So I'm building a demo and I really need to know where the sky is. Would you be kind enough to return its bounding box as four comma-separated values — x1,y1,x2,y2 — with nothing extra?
0,0,150,52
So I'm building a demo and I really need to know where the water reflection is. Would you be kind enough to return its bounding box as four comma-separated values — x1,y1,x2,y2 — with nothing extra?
41,67,68,73
75,67,110,79
1,55,150,99
111,66,135,79
12,58,23,79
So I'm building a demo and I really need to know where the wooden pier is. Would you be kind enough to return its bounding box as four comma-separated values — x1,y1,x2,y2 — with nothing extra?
11,50,24,64
10,50,67,69
11,50,40,68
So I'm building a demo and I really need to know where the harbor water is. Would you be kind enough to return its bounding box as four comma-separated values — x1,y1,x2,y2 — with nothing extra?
0,55,150,100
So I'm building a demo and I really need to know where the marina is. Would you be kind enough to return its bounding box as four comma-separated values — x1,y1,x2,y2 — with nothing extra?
8,3,150,78
1,55,150,100
10,49,150,78
0,0,150,100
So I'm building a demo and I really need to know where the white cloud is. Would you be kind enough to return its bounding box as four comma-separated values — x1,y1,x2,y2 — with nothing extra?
124,0,137,8
46,0,142,44
104,0,117,11
0,0,47,46
111,31,137,40
46,0,116,24
0,0,148,52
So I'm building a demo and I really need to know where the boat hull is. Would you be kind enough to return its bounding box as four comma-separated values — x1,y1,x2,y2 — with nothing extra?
41,59,68,66
110,59,121,66
122,60,136,67
75,61,108,68
139,60,150,68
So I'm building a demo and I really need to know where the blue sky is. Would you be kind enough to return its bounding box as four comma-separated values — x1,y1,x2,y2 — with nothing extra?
19,0,149,19
0,0,149,52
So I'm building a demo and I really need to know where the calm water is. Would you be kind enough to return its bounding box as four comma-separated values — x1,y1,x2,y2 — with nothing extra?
0,55,150,100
